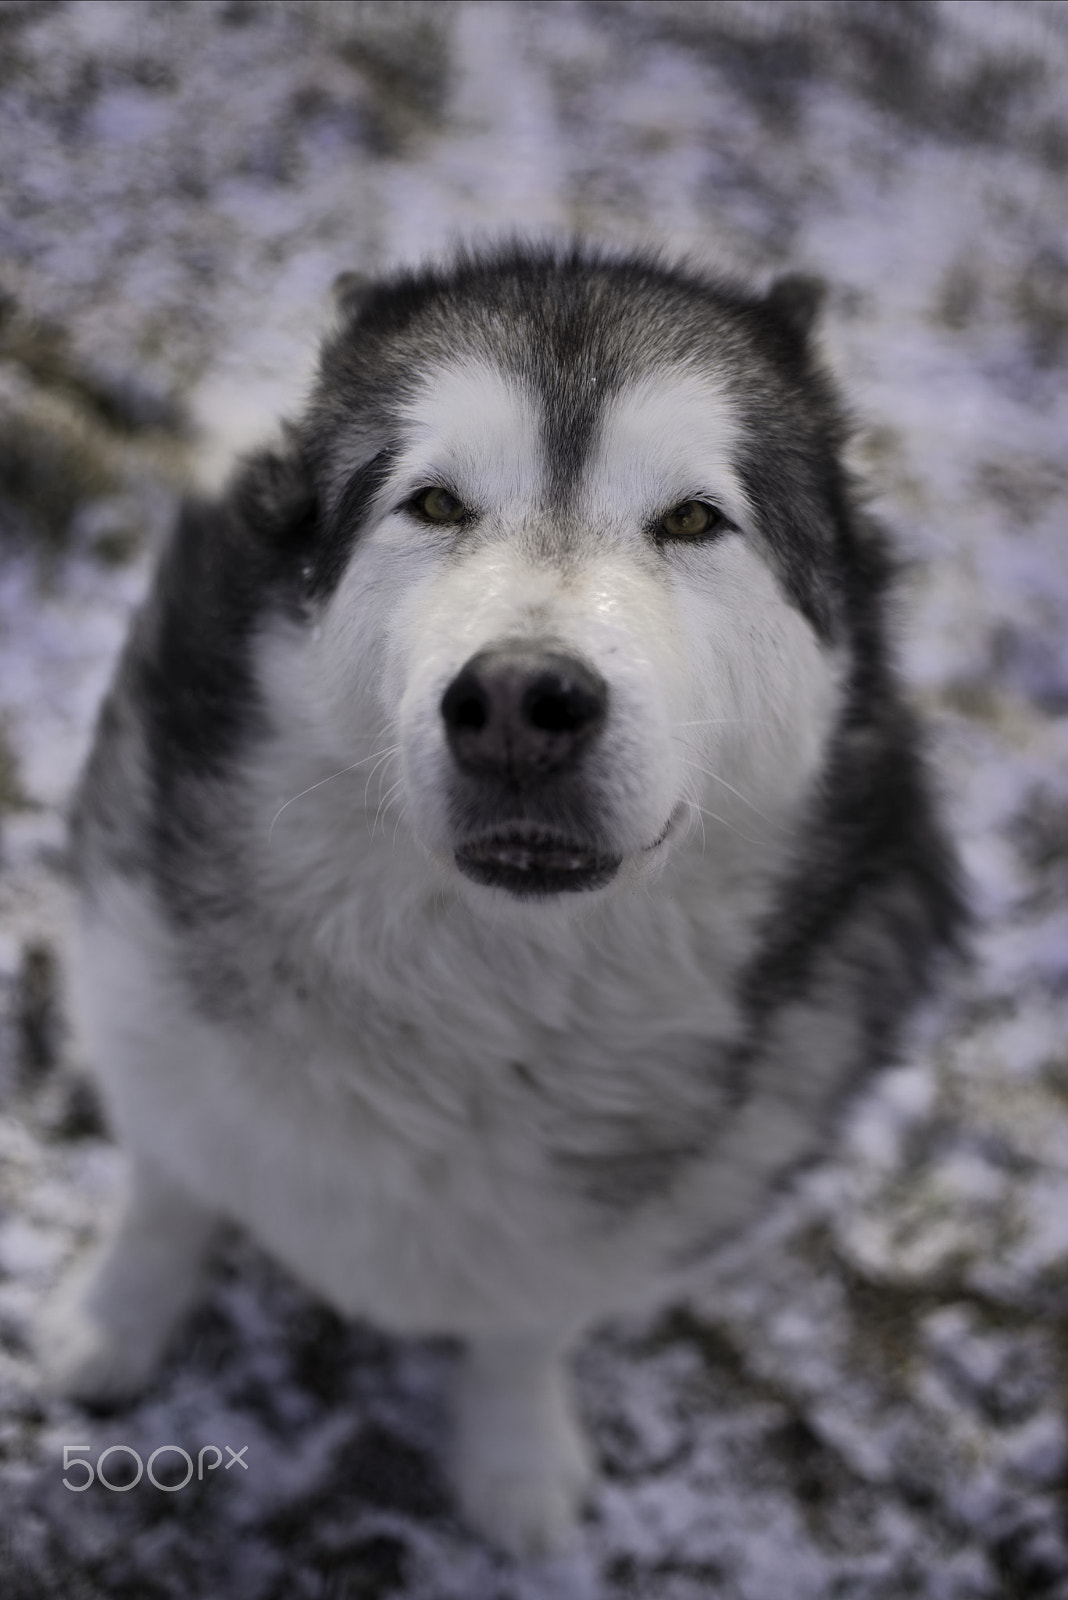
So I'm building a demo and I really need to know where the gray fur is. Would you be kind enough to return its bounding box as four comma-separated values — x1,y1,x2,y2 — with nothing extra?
49,241,965,1559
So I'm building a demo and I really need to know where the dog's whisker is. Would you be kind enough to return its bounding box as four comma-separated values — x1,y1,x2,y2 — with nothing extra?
671,717,775,728
677,774,707,855
682,797,771,849
391,803,411,851
269,744,400,841
363,749,399,812
371,776,406,839
681,782,707,856
677,751,785,831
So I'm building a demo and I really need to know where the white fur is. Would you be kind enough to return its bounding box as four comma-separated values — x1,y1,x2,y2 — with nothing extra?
43,355,846,1557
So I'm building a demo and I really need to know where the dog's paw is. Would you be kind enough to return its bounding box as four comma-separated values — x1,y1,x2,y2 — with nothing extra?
36,1277,162,1405
35,1164,215,1407
454,1374,594,1559
456,1448,592,1559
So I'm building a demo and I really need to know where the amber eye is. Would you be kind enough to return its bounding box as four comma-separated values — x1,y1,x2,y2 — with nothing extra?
408,486,467,524
659,500,727,541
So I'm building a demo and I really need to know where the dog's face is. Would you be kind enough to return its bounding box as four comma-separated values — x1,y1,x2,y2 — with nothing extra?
288,252,849,903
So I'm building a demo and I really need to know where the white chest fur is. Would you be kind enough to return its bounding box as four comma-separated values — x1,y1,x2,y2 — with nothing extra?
73,810,774,1340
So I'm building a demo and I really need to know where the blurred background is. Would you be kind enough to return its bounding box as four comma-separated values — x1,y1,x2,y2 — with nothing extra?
0,3,1066,1596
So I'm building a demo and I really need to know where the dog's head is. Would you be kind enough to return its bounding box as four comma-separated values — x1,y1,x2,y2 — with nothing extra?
244,245,864,903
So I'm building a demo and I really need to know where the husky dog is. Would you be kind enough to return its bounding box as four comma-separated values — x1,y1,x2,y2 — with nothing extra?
40,243,964,1557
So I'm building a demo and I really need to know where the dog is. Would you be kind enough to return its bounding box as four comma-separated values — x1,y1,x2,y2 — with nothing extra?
39,241,965,1557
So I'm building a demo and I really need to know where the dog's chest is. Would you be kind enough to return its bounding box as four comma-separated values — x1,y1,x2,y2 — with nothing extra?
250,863,757,1198
192,884,748,1324
95,851,772,1329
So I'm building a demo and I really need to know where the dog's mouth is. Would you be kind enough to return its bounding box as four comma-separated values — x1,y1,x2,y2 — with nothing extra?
644,806,681,852
454,825,622,897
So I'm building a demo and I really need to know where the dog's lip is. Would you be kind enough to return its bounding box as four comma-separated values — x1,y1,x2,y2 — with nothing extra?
456,805,683,875
453,823,621,896
455,824,617,876
642,803,685,852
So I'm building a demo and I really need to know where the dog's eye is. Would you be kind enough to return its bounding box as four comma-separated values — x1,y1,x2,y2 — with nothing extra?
658,501,729,541
407,486,467,524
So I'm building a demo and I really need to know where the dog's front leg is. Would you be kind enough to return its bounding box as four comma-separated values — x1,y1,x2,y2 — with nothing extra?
37,1156,217,1405
452,1331,593,1558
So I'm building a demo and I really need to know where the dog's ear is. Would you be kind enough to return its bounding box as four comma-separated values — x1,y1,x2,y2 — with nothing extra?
763,272,827,342
231,425,318,554
331,269,373,322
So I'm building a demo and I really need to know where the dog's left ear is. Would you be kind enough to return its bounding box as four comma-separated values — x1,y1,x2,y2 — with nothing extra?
763,272,827,342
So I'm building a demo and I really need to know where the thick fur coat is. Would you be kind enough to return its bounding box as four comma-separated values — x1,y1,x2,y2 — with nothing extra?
40,244,965,1556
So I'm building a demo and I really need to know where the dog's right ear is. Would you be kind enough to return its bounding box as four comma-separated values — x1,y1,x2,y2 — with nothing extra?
331,270,373,323
763,273,827,344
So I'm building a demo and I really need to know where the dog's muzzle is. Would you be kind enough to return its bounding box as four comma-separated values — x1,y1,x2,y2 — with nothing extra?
441,643,619,896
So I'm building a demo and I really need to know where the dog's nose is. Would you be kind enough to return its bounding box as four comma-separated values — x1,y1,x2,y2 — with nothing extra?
441,645,607,783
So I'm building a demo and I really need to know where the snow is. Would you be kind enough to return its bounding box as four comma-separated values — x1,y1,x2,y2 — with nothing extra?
1,1,1067,1595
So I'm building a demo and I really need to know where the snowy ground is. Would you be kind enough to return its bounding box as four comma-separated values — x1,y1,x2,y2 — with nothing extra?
1,2,1067,1595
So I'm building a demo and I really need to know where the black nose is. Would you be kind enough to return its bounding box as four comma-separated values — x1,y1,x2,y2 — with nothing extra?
441,644,608,783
